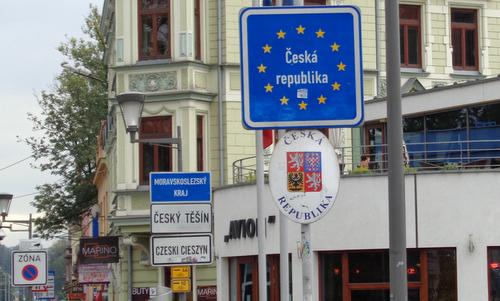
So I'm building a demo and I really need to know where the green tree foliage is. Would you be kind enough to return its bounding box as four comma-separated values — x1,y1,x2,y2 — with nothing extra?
22,6,107,238
47,240,69,299
0,244,11,272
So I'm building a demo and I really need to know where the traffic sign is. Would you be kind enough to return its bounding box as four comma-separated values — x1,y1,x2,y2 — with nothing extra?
269,130,340,224
171,266,191,278
240,6,363,129
150,172,211,203
171,279,191,293
11,250,48,286
150,234,212,266
33,271,55,300
151,203,212,234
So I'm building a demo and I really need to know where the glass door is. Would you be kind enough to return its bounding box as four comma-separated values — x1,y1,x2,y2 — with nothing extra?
364,124,387,171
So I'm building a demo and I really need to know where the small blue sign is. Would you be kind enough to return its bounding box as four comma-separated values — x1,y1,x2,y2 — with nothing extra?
150,172,211,203
240,6,363,129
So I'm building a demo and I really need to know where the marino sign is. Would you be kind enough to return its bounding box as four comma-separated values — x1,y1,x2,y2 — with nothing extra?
269,130,340,224
79,237,119,264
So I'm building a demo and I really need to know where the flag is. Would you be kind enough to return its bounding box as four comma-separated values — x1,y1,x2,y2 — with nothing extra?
263,130,274,148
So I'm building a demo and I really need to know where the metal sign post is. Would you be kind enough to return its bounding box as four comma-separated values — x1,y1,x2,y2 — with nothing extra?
385,0,408,300
240,3,363,300
149,171,212,301
11,251,48,287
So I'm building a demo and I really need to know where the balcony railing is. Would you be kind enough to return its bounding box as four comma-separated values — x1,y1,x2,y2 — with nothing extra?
232,139,500,184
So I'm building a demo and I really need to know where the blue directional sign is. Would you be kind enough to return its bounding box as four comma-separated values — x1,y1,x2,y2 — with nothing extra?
150,172,211,203
240,6,363,129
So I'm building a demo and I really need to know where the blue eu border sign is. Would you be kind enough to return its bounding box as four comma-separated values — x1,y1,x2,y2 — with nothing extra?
150,172,211,203
240,6,363,129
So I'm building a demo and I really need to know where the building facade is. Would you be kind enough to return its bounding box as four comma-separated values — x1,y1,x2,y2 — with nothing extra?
94,0,500,300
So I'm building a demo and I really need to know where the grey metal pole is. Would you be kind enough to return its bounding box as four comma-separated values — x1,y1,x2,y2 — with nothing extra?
256,130,267,301
177,126,183,172
301,225,312,301
384,0,408,300
28,214,32,239
177,125,187,301
128,245,133,301
278,130,289,301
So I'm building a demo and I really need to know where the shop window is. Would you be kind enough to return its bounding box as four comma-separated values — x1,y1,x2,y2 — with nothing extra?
364,123,386,171
139,0,170,60
321,249,457,301
139,116,173,184
403,116,425,167
489,248,500,300
231,255,284,301
451,8,478,70
197,115,204,171
425,109,467,164
468,103,500,163
400,5,421,68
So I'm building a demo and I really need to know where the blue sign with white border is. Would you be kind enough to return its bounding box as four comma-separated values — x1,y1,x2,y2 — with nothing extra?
240,6,363,129
150,172,211,203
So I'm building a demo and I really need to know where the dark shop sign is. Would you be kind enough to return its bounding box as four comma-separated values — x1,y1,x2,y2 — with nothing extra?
224,216,275,242
79,236,119,264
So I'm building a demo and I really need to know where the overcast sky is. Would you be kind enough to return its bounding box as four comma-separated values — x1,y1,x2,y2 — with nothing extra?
0,0,102,247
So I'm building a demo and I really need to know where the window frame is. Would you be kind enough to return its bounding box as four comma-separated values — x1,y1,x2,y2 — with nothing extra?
196,115,205,171
138,116,173,184
319,248,458,301
194,0,201,60
450,8,479,71
232,255,281,301
138,0,171,61
400,4,422,68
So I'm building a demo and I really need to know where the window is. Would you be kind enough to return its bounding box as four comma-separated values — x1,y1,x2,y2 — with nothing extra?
305,0,326,4
139,0,170,60
272,0,325,5
451,9,478,70
139,116,173,184
400,5,421,68
321,249,457,301
489,248,500,300
197,115,204,171
231,256,281,301
194,0,201,60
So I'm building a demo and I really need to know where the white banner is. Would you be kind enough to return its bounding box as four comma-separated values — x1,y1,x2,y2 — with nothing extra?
151,203,212,234
151,234,212,266
78,264,110,284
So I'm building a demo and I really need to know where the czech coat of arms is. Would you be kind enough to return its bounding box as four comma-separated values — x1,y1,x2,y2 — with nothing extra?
287,152,322,192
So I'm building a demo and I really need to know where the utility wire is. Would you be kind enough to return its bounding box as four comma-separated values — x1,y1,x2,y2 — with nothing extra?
12,192,39,199
0,155,32,172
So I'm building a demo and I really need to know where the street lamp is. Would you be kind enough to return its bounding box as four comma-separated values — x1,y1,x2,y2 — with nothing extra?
0,193,33,239
0,193,12,218
116,92,183,171
116,92,145,142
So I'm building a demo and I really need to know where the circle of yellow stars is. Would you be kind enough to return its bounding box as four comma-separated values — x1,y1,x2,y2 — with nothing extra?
257,25,346,111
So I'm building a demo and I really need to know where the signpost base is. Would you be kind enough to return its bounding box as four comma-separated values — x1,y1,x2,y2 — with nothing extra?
301,224,313,301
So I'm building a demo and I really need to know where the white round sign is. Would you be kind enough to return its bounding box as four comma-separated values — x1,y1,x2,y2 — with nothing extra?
269,130,340,224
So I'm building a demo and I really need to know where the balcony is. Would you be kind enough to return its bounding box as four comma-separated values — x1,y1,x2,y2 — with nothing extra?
232,139,500,184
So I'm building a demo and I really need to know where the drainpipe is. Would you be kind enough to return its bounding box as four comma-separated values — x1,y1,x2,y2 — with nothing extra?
375,0,381,95
128,245,133,301
217,0,225,186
